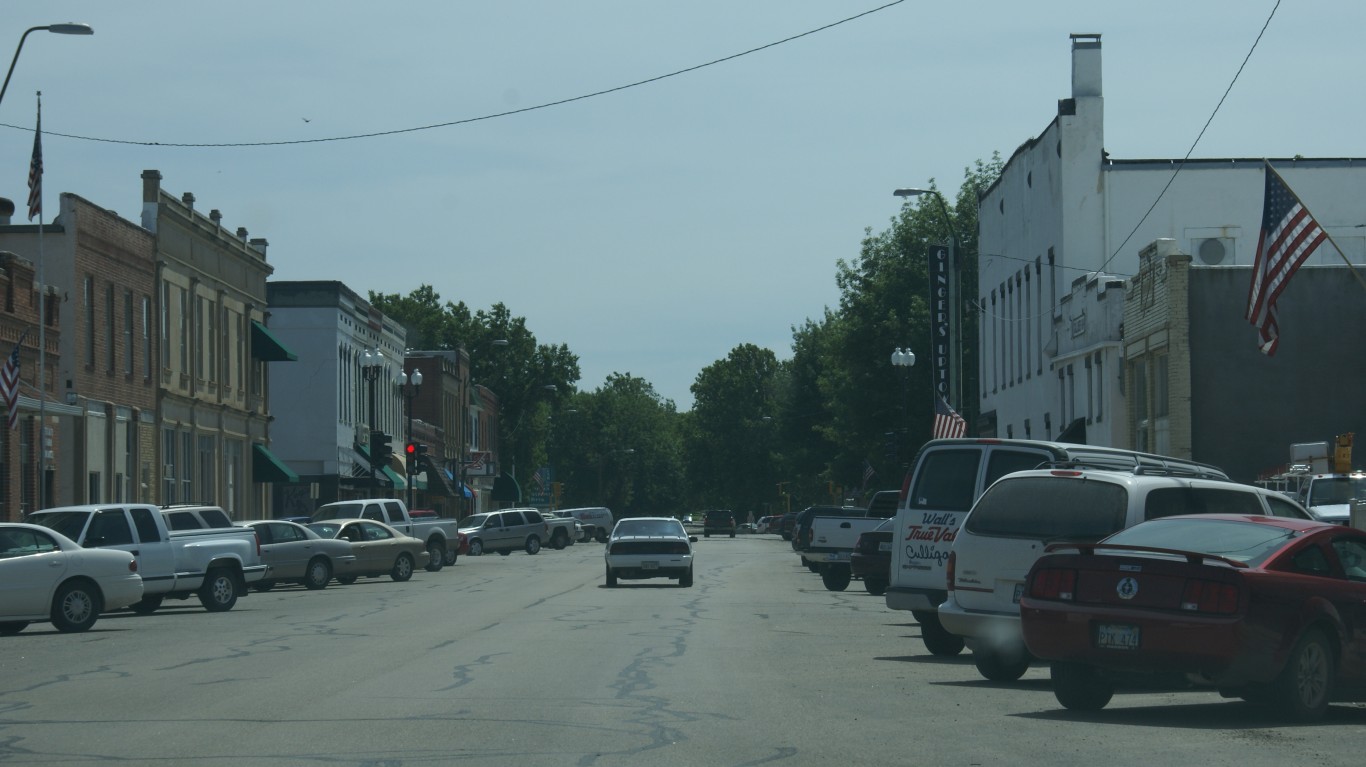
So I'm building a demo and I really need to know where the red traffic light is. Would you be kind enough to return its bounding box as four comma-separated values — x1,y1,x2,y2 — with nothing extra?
405,442,416,456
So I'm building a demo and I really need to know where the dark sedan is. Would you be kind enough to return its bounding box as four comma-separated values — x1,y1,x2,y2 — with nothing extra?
1020,514,1366,721
850,518,894,595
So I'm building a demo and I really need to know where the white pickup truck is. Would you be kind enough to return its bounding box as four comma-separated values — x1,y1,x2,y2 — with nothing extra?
804,514,888,591
313,498,461,570
27,503,268,613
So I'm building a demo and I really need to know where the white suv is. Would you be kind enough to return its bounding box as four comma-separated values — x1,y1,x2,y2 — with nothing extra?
937,466,1314,682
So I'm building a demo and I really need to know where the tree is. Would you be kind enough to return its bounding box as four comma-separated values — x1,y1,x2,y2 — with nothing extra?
686,344,782,519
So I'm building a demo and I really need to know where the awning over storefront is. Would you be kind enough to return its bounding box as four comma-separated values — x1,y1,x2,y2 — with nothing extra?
382,465,407,490
252,443,300,483
354,443,402,489
491,471,521,503
251,319,298,362
420,457,460,496
445,469,474,499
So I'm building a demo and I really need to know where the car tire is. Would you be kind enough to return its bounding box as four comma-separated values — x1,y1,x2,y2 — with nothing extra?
680,567,693,587
252,581,275,592
198,568,239,612
336,576,358,585
918,613,966,657
525,536,541,555
391,553,415,582
1272,627,1334,721
863,577,888,596
729,531,735,538
820,564,852,591
303,557,332,590
129,595,164,615
469,539,484,556
605,565,617,587
551,530,568,550
805,561,820,573
444,548,458,566
1051,662,1114,711
50,579,101,633
973,645,1032,682
595,530,607,543
0,622,29,635
426,541,445,572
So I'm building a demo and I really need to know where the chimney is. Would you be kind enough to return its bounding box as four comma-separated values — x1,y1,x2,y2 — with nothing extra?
181,192,195,212
210,209,222,229
141,169,162,232
1070,33,1102,99
249,237,268,257
0,197,13,225
236,226,248,240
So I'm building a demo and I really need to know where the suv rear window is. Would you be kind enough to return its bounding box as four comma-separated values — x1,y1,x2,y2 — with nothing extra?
1144,487,1266,519
909,450,980,511
965,476,1127,540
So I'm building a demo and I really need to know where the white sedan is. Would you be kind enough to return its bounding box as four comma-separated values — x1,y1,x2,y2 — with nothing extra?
604,517,696,588
0,522,143,634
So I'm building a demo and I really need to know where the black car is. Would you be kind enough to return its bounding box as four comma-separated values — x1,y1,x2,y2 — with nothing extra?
702,509,736,538
778,512,799,541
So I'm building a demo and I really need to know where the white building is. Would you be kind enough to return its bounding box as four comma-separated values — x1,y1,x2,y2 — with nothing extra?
976,33,1366,447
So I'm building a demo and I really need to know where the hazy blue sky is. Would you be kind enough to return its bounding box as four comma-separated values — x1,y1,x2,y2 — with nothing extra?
2,1,1360,409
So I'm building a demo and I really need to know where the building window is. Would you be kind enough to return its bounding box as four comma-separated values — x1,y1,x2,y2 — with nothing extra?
84,276,95,367
181,431,194,502
198,435,216,504
106,284,116,372
163,427,177,503
224,440,242,517
178,286,189,376
1154,354,1171,455
1132,359,1149,452
124,290,134,375
1094,352,1104,423
142,297,152,379
161,283,170,371
1085,356,1094,424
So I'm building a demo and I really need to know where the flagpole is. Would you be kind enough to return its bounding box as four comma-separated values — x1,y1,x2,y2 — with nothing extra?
33,92,45,510
1265,161,1366,294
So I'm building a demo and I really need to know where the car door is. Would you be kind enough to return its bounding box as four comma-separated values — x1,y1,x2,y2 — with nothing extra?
259,522,304,579
0,527,67,618
358,521,398,567
339,522,382,573
1328,534,1366,681
497,511,526,551
127,506,174,588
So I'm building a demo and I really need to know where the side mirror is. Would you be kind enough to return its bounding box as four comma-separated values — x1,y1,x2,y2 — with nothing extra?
688,536,698,543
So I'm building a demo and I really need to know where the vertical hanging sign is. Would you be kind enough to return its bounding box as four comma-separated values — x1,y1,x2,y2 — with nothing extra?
929,244,952,402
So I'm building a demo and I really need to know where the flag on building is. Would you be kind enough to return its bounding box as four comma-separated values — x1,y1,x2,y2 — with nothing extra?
861,460,875,491
0,334,25,430
27,97,42,222
933,395,967,439
1246,164,1326,356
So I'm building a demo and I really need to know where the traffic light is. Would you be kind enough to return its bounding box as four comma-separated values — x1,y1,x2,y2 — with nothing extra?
415,444,429,459
369,431,394,467
405,442,418,474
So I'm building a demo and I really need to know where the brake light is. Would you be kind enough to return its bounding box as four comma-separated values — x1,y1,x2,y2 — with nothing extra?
1180,579,1239,614
853,534,867,553
1049,470,1082,477
946,550,955,591
128,559,138,573
1029,568,1076,600
253,528,262,557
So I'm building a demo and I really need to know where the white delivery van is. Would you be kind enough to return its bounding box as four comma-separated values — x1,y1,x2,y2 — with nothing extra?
557,507,615,542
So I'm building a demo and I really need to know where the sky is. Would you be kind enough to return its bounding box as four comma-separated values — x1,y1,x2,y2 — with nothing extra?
2,1,1362,410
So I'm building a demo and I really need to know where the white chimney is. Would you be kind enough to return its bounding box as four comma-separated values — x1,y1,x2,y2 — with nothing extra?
1070,33,1102,99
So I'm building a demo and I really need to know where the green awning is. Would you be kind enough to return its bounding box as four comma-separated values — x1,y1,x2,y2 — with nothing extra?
491,471,521,503
252,443,300,483
251,319,298,362
382,465,406,490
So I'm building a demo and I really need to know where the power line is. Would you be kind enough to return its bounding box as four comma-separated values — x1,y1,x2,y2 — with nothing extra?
0,1,906,149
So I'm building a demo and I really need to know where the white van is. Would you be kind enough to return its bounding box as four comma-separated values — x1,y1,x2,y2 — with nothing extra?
885,438,1227,657
557,507,614,542
938,466,1313,681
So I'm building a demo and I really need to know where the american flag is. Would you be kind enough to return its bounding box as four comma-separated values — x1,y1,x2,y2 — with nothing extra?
1246,165,1326,356
861,460,875,490
0,335,24,430
27,100,42,222
933,395,967,439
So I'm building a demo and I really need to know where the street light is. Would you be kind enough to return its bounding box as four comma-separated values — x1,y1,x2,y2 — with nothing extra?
891,347,915,466
0,24,94,108
894,187,963,414
396,366,423,511
362,349,385,497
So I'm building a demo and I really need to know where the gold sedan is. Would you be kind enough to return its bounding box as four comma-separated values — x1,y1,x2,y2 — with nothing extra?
306,519,428,583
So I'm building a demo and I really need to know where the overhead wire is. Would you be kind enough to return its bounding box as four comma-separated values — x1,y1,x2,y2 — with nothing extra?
0,1,907,148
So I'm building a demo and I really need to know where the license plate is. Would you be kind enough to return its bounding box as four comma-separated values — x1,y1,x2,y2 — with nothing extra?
1012,582,1024,604
826,552,849,562
1097,624,1140,650
878,542,891,552
642,561,658,570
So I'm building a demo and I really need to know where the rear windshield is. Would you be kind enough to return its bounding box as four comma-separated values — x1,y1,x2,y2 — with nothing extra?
965,476,1127,540
909,449,980,511
1103,518,1295,566
1144,487,1266,519
614,520,685,537
317,502,364,520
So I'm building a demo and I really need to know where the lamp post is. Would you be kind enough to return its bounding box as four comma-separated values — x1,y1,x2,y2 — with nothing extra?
894,188,963,414
362,349,384,497
0,24,94,108
396,366,423,512
891,347,916,466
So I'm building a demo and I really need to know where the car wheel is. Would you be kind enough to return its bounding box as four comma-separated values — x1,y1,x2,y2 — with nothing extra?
805,561,820,573
426,540,445,572
820,564,852,591
0,622,30,635
680,567,694,588
595,530,607,543
51,580,101,633
973,645,1032,682
198,569,239,612
863,577,887,596
391,553,415,582
1273,627,1334,721
605,565,617,587
729,531,735,538
304,557,332,590
525,536,541,555
1051,662,1114,711
469,539,484,556
252,581,275,592
444,548,458,566
551,530,568,550
336,576,358,585
129,595,164,615
918,613,966,657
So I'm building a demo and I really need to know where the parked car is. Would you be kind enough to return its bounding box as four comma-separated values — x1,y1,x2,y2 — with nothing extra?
939,467,1315,681
778,512,799,540
604,517,696,587
703,509,736,538
558,507,615,542
314,498,459,571
306,519,427,582
243,520,358,591
1021,514,1366,721
755,516,774,534
850,518,894,596
0,523,143,634
457,509,548,556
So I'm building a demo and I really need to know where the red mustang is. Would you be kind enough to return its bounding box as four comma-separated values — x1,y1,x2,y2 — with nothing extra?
1020,514,1366,721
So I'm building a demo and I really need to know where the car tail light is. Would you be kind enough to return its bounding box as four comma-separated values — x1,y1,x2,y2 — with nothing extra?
853,534,867,553
668,542,690,555
1029,568,1076,600
1180,578,1239,614
946,550,956,591
253,528,262,557
128,558,138,573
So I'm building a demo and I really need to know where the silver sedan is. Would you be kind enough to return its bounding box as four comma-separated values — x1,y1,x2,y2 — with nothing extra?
244,520,358,590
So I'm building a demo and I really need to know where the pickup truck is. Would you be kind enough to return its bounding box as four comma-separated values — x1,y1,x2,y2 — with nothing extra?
313,498,461,570
804,513,888,591
27,503,268,613
539,511,582,548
